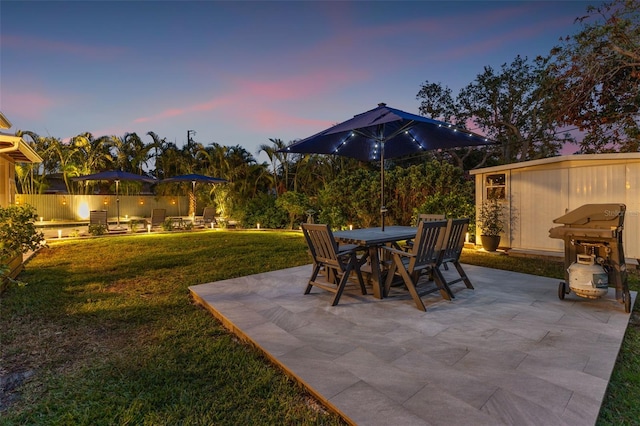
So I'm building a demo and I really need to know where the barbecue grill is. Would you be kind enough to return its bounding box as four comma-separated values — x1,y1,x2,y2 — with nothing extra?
549,203,631,313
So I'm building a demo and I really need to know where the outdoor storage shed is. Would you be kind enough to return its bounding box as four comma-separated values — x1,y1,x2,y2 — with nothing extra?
469,153,640,263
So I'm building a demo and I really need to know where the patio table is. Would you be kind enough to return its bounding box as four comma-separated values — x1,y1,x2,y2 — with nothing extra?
333,226,417,299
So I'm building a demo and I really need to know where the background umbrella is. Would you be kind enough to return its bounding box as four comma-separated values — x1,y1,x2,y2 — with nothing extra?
281,103,496,230
73,170,157,228
161,173,227,217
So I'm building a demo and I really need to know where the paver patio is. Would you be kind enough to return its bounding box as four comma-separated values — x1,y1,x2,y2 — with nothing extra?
190,264,636,426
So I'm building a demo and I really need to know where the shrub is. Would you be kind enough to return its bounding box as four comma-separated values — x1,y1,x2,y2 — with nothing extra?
0,204,45,284
240,194,288,229
275,191,310,229
478,199,505,237
414,192,476,235
162,218,174,231
0,204,45,258
88,224,107,236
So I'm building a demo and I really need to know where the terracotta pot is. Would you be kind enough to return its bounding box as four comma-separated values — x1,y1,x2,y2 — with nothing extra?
481,235,501,252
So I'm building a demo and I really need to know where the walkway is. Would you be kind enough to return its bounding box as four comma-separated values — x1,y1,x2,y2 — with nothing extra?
190,264,635,426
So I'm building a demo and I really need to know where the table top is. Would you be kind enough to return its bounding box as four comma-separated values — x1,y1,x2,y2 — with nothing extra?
333,226,417,246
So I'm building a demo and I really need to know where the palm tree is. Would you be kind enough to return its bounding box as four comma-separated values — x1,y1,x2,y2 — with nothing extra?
257,138,289,196
14,130,45,194
72,133,113,194
146,131,167,179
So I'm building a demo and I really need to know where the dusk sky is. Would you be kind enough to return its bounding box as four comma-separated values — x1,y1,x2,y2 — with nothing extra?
1,1,594,163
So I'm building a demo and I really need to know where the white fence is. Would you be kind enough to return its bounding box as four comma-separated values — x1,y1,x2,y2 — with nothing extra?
16,194,190,222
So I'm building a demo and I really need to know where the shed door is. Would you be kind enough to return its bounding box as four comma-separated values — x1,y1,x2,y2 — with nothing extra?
511,168,567,251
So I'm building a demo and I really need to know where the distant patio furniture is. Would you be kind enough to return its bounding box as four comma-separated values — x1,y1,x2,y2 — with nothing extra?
150,208,166,229
301,223,367,306
202,206,217,228
89,210,109,232
436,218,474,294
382,220,450,311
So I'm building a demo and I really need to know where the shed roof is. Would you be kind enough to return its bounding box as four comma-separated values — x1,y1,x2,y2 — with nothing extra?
469,153,640,175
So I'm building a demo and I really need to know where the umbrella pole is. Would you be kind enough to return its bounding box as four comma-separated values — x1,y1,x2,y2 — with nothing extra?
380,143,385,232
191,180,196,219
116,180,120,228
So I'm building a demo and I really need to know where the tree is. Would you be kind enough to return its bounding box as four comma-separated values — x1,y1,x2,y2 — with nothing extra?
549,0,640,153
417,56,573,166
416,83,494,169
69,133,113,195
275,190,310,229
257,138,289,196
457,56,570,163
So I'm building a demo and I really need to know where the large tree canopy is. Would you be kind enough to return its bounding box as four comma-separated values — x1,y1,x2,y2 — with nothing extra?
417,56,571,166
550,0,640,153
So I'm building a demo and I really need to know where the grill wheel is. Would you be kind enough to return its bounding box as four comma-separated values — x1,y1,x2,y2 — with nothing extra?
558,282,567,300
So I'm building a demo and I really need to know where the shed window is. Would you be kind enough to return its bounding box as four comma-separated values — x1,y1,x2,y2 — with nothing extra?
486,173,506,199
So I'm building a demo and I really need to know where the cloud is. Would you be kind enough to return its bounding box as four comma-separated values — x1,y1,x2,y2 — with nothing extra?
1,89,56,121
1,34,126,60
131,65,367,134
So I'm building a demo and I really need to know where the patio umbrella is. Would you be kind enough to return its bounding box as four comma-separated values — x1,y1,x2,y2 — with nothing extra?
281,103,496,230
73,170,157,228
161,173,227,217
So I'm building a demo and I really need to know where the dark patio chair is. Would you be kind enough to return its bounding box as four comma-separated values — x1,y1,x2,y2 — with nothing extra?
301,223,367,306
202,206,217,228
435,218,474,295
418,213,446,223
150,208,166,229
89,210,109,232
404,213,446,251
382,220,450,311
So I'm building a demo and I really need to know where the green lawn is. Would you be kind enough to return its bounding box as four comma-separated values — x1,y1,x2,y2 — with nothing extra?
1,230,638,425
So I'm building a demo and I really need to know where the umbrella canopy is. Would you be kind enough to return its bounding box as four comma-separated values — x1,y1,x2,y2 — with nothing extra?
281,103,496,230
161,173,227,186
161,174,227,217
73,170,157,227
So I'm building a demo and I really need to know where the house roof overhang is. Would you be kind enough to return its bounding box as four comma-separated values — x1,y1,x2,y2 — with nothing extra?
0,112,12,130
0,133,43,163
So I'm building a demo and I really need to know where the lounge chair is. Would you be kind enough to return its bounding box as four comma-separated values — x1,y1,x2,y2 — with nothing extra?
202,206,217,228
150,208,166,229
301,223,367,306
89,210,109,232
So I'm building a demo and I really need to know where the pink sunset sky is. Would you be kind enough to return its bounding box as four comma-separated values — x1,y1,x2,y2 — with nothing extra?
1,1,592,161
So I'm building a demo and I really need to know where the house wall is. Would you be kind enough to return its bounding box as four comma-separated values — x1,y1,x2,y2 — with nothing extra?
0,156,16,208
473,155,640,260
0,157,8,207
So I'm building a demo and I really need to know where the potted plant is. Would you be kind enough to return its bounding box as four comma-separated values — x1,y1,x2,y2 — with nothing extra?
478,199,505,252
1,205,45,289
